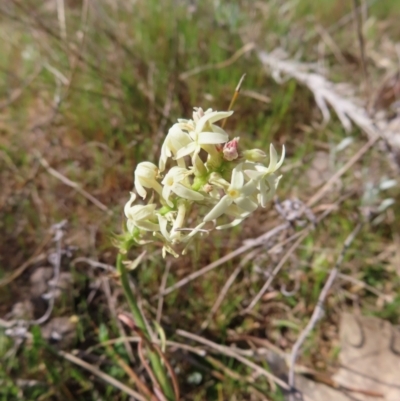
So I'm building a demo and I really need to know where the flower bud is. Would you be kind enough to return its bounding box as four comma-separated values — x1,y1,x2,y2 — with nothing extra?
203,183,214,193
193,107,205,122
135,162,162,199
223,137,240,161
242,148,267,162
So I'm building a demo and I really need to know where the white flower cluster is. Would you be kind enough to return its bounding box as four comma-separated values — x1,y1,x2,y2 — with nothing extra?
124,107,285,257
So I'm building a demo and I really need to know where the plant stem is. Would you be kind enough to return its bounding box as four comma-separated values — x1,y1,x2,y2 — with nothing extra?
116,253,175,400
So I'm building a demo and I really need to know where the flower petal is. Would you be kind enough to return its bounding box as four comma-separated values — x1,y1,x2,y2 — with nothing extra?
268,144,278,171
134,178,148,199
276,145,285,170
168,126,192,152
230,164,244,189
216,218,245,230
241,180,258,196
175,142,197,159
128,204,157,221
235,196,258,213
135,221,160,231
211,124,228,135
157,215,171,241
159,126,193,171
198,131,229,145
259,177,275,207
163,166,192,184
127,219,136,234
124,192,137,218
196,110,234,133
172,183,204,202
162,185,173,206
244,169,263,180
203,195,233,221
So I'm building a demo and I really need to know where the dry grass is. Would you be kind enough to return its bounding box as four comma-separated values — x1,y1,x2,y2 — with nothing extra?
0,1,399,400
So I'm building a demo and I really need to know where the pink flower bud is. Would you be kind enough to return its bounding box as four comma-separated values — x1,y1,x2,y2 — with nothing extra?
223,137,240,161
203,183,214,193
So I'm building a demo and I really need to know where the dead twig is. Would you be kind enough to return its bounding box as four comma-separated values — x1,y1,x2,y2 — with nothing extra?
72,257,116,273
240,89,270,104
352,0,370,97
56,0,67,41
37,154,111,214
222,73,246,128
179,43,255,80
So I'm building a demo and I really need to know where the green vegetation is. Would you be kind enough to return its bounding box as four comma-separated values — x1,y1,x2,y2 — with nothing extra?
0,0,399,399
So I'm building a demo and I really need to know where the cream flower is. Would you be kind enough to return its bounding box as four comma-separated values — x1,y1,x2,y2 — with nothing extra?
175,110,233,161
124,105,285,257
244,144,285,207
161,166,204,207
124,192,159,233
159,124,192,172
203,164,258,222
134,162,163,199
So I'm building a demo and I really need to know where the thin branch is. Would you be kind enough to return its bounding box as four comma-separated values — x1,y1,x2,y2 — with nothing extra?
240,89,270,104
352,0,370,97
72,257,116,272
222,73,246,128
56,0,67,41
179,43,255,80
288,222,363,398
37,154,112,214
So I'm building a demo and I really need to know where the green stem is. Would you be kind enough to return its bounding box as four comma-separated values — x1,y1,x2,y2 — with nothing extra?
116,253,175,400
